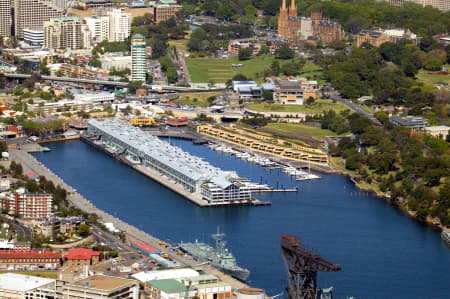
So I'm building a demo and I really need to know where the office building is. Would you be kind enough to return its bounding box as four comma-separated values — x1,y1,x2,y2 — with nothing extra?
14,0,63,40
108,8,131,42
0,250,61,270
425,125,449,138
51,0,69,9
44,16,88,50
87,119,253,204
0,188,52,218
65,248,100,267
0,0,12,37
390,115,429,130
356,28,421,47
23,28,45,46
74,92,115,104
0,273,57,298
154,1,183,23
273,78,317,105
131,33,146,82
99,56,131,71
84,15,110,43
58,275,139,299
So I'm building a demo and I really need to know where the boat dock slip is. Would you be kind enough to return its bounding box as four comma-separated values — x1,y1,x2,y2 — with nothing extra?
252,188,298,193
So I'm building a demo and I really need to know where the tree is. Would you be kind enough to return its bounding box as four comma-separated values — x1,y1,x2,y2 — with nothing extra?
88,56,101,68
127,81,143,94
238,47,253,61
78,224,91,237
147,74,153,84
275,44,294,60
262,90,273,101
270,60,280,76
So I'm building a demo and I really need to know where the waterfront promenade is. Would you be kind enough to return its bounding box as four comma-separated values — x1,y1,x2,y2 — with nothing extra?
9,148,253,289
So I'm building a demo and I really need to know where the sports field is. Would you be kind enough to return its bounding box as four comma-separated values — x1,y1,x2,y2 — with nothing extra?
186,56,281,83
417,66,450,85
264,123,342,140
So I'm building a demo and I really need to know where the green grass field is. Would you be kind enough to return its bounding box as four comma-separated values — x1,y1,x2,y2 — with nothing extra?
185,56,323,83
186,56,275,83
264,123,342,140
248,99,347,114
0,271,58,279
417,65,450,85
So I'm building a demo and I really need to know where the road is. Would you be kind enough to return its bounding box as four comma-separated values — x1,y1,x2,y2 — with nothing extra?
0,215,32,241
330,89,381,124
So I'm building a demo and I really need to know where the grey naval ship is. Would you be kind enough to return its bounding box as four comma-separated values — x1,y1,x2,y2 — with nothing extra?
179,227,250,281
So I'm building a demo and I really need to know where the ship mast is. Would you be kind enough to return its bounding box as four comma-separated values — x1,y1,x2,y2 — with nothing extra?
211,226,225,254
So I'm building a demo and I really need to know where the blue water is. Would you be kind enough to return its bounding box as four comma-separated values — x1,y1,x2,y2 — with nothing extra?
32,140,450,299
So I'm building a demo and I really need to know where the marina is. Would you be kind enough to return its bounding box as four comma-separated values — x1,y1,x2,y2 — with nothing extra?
208,143,321,181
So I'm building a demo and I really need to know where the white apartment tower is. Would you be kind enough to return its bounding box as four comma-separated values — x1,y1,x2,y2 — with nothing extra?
108,8,131,42
44,16,88,50
14,0,63,39
84,15,109,44
0,0,12,37
131,33,146,82
389,0,449,12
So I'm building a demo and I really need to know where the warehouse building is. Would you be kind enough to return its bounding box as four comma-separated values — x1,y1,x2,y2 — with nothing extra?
87,119,251,204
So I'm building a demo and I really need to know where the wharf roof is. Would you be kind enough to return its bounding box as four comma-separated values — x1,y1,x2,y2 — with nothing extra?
0,250,61,259
132,240,159,252
195,282,231,289
66,248,100,260
147,279,187,293
73,275,135,291
0,273,55,292
132,268,199,283
88,119,237,184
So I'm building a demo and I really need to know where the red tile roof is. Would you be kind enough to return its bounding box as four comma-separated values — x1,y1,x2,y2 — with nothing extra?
0,250,61,259
66,248,100,260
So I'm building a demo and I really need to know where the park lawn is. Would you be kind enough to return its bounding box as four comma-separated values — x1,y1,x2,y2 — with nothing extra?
417,65,450,85
169,39,189,54
174,91,221,107
186,56,278,83
248,99,347,114
264,123,342,140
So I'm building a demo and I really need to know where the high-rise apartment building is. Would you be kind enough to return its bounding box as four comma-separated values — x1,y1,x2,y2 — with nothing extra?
389,0,449,12
0,0,12,37
108,8,131,42
0,189,53,218
14,0,63,39
51,0,69,9
44,16,89,50
131,33,146,82
84,15,110,43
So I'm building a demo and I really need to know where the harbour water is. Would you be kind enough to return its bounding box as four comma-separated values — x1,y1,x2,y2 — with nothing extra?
32,139,450,298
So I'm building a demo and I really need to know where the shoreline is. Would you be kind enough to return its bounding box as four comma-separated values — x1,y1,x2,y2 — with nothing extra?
333,167,446,232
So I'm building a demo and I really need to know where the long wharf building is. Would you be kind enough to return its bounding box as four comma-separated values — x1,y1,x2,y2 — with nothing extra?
87,119,251,205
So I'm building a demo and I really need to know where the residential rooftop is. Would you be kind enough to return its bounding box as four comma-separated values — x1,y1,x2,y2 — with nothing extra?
73,275,136,291
0,273,55,291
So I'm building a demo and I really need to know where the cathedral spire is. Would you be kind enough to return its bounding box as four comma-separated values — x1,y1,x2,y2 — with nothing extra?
281,0,287,10
289,0,297,17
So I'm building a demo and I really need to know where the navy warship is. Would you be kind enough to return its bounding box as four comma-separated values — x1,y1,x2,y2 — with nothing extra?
179,227,250,281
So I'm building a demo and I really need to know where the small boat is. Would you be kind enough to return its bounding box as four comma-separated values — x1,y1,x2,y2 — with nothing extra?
441,229,450,247
40,146,51,152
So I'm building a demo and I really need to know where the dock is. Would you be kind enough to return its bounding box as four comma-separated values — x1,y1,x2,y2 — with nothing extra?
252,188,298,193
81,135,271,207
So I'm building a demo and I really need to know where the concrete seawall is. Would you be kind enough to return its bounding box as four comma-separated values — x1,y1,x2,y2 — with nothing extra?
9,148,254,290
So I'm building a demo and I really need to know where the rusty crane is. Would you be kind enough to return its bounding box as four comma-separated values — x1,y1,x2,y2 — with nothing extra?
281,235,341,299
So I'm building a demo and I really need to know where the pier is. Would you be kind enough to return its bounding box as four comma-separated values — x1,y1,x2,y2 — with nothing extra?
81,134,271,207
252,188,298,193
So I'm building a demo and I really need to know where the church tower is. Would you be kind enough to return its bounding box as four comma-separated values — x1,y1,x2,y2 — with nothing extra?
289,0,297,17
277,0,289,37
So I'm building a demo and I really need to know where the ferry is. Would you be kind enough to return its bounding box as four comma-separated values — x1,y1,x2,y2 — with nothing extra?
40,146,51,152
